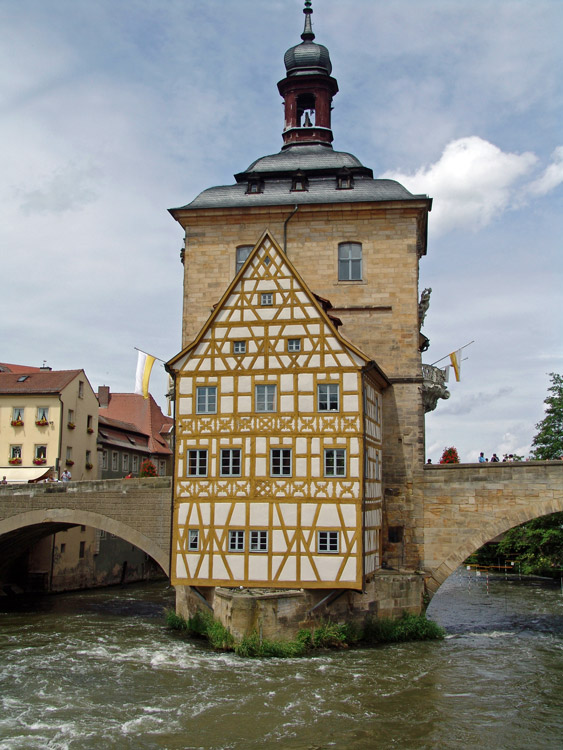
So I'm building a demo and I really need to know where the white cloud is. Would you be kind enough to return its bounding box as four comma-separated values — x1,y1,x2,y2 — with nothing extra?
526,146,563,196
382,136,537,236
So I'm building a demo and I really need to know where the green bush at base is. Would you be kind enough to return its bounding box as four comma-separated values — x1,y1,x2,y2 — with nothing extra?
166,609,444,658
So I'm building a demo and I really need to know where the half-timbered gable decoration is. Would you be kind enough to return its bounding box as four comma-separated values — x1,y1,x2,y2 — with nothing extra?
168,231,387,590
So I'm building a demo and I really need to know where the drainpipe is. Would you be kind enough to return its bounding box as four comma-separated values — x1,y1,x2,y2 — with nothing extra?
283,205,299,254
164,364,177,584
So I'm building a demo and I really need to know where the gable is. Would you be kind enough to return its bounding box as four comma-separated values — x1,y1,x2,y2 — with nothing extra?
170,232,369,375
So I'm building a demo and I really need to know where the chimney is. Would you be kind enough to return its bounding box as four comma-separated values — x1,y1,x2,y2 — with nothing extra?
40,363,52,371
98,385,110,408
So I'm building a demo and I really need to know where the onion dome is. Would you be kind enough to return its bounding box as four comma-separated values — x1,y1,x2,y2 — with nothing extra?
283,0,332,76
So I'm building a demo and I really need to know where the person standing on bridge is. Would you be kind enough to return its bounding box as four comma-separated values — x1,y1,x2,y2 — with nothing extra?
490,453,500,462
61,469,71,482
478,452,486,463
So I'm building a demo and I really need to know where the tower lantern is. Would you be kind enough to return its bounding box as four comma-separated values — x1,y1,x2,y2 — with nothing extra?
277,0,338,148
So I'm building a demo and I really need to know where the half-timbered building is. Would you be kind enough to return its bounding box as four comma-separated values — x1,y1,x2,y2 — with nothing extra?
168,232,388,590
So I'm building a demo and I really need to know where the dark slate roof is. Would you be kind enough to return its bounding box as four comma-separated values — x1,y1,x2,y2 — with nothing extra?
239,145,367,178
171,145,428,212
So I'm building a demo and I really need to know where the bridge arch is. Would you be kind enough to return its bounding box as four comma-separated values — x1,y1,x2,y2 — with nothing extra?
422,462,563,595
0,509,170,575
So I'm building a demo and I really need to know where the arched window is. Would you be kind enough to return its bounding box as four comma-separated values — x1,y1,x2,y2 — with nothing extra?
338,242,362,280
236,245,253,274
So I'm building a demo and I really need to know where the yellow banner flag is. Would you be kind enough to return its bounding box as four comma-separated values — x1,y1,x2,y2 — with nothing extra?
449,350,462,382
135,351,156,399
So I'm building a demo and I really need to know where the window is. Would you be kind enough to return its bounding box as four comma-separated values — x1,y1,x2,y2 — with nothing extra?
112,451,118,471
66,446,72,461
188,529,199,551
68,409,75,424
196,386,217,414
221,449,241,476
228,530,245,552
338,242,362,281
287,338,301,352
324,448,346,477
86,450,92,464
260,292,273,306
60,543,66,554
10,445,22,459
78,380,84,398
102,450,108,470
236,245,253,273
87,415,93,430
291,171,308,192
12,407,24,421
79,541,85,558
388,526,404,543
255,384,276,412
336,170,354,190
318,531,339,553
246,178,263,195
250,530,268,553
35,445,47,460
122,454,129,472
132,455,139,473
37,407,49,421
233,340,246,354
159,460,166,475
271,448,292,476
318,384,339,411
187,450,208,476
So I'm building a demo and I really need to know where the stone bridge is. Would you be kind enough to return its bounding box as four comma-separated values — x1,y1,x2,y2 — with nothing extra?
0,477,173,578
1,465,562,598
420,461,563,593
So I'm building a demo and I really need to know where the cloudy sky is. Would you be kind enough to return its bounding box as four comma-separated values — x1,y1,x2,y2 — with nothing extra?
1,0,561,462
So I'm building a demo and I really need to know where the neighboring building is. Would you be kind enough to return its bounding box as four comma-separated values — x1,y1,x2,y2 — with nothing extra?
0,364,99,482
166,2,444,622
97,386,173,477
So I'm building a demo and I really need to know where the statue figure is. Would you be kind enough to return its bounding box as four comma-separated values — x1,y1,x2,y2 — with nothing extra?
418,287,432,327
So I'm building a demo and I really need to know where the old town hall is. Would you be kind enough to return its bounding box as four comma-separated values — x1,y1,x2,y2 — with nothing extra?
167,2,441,632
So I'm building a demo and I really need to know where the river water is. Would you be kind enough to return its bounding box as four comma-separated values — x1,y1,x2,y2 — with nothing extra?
1,570,562,750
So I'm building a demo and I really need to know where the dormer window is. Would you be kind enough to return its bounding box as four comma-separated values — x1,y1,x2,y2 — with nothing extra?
291,171,308,192
246,174,264,194
336,169,354,190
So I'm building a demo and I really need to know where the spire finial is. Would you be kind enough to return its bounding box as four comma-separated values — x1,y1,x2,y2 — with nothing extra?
301,0,315,42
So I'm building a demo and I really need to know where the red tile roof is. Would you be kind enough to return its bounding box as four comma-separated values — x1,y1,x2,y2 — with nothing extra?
0,369,84,394
97,391,173,456
0,363,43,373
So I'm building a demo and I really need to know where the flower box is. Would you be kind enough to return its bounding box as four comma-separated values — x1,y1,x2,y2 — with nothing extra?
87,427,94,434
36,419,49,427
8,458,22,465
65,459,74,467
33,458,46,465
11,419,24,427
85,462,93,470
67,422,76,430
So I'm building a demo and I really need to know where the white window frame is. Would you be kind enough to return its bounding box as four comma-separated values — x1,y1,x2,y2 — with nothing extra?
132,455,139,473
233,340,247,354
260,292,273,306
318,531,339,553
122,453,129,472
159,459,166,475
270,448,292,477
35,445,47,460
78,380,84,398
318,384,340,412
287,338,301,352
188,529,199,551
250,530,268,553
196,386,217,414
112,452,118,471
324,448,346,477
228,530,245,552
37,407,49,421
10,445,22,459
102,450,108,470
187,449,208,477
12,407,24,421
68,409,74,424
220,448,242,477
255,384,276,413
338,242,362,281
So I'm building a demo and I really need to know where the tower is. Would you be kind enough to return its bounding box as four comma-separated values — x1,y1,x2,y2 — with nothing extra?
168,2,435,632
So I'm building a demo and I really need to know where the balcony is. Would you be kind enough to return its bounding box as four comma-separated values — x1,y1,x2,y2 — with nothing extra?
422,364,450,413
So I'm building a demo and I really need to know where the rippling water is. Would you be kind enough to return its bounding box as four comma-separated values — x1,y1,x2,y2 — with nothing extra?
1,571,562,749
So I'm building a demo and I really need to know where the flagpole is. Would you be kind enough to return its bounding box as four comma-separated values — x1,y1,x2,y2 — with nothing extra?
430,340,474,367
134,347,167,364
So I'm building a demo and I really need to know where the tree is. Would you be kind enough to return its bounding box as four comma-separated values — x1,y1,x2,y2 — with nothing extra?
530,373,563,460
496,512,563,575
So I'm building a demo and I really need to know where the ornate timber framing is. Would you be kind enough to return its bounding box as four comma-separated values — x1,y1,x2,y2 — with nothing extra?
168,231,388,590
